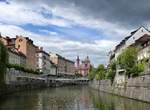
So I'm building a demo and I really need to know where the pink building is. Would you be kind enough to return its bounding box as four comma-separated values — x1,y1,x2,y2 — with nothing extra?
75,56,91,77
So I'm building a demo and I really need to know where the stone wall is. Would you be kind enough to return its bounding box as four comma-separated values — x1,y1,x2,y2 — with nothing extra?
90,74,150,102
5,68,46,85
0,68,47,96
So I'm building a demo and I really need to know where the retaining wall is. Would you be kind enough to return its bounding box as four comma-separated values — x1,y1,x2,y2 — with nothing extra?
90,74,150,102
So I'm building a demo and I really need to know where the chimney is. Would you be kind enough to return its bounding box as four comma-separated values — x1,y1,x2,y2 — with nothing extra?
16,35,19,38
39,47,43,51
6,36,10,39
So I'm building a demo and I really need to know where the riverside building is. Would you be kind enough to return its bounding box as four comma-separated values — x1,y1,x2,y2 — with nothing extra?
108,26,150,84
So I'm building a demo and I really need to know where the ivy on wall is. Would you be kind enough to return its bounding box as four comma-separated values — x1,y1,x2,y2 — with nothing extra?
0,41,8,86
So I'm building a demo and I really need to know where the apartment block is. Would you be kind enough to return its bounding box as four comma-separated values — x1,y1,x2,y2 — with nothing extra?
15,35,37,70
36,47,57,75
109,26,150,85
8,48,26,66
49,53,75,76
109,26,150,64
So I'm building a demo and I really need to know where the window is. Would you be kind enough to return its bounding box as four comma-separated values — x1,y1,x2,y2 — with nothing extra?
141,29,143,32
18,45,20,49
43,56,46,60
19,39,22,42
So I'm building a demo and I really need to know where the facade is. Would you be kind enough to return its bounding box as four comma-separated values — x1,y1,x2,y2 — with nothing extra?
15,35,37,70
75,56,91,77
36,47,56,75
109,26,150,84
1,34,75,76
8,48,26,66
0,35,26,66
0,36,16,48
50,62,57,76
109,26,150,62
49,53,75,76
65,59,75,75
0,35,37,70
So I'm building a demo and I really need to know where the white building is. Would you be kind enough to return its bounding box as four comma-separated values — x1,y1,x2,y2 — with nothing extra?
109,26,150,64
8,48,26,66
114,27,150,60
109,26,150,85
36,47,56,75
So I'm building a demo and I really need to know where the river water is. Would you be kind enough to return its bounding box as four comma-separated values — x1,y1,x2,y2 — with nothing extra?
0,86,150,110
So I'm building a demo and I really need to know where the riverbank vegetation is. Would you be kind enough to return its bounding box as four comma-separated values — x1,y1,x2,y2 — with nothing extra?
88,63,116,82
117,47,144,77
89,47,144,81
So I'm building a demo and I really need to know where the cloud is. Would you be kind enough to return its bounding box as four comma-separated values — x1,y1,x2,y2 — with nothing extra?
5,0,130,39
0,2,72,27
17,0,150,32
0,23,116,66
50,0,150,27
2,0,148,66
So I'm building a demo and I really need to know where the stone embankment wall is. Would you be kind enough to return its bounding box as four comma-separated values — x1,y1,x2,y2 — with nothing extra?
0,68,89,96
0,68,47,96
90,74,150,102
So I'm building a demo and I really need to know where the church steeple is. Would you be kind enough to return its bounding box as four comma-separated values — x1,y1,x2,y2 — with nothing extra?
0,32,2,38
76,56,80,68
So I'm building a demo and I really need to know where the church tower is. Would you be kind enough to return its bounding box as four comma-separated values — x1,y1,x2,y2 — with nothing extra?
76,56,80,68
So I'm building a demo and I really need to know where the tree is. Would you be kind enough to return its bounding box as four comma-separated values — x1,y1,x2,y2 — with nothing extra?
88,66,96,80
106,61,116,83
0,41,8,86
95,64,106,80
117,47,143,77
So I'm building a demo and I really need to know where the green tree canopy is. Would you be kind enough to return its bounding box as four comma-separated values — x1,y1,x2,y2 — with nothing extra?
95,64,106,80
106,61,116,83
88,66,96,80
117,47,143,77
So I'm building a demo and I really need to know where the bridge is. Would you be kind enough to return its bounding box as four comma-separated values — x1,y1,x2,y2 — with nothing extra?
14,76,89,87
46,77,89,87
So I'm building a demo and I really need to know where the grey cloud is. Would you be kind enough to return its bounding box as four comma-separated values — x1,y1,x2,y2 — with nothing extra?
8,0,150,66
68,0,150,27
13,0,150,28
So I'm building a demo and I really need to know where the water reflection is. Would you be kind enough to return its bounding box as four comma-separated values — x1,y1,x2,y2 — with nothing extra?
0,86,150,110
90,90,150,110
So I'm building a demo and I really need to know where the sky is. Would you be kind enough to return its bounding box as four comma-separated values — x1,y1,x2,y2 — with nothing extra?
0,0,150,67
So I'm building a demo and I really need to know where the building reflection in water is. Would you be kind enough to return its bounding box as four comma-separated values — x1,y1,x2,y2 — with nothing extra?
0,86,150,110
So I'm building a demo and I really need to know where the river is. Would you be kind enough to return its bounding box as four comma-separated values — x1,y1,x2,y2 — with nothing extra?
0,86,150,110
